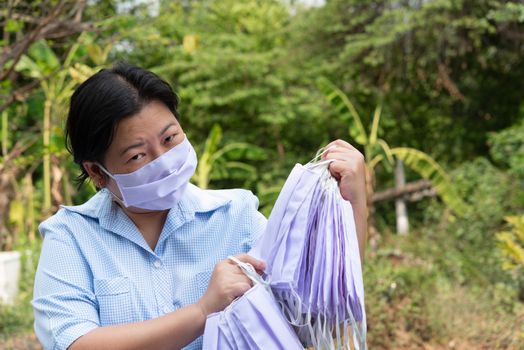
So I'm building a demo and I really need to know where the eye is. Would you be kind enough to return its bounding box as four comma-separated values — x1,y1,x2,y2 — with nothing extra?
164,134,176,144
130,153,145,161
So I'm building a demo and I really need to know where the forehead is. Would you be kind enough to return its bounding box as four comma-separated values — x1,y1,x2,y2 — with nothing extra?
113,100,179,142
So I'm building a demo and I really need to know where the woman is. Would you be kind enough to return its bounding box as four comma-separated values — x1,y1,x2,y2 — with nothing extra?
32,63,367,350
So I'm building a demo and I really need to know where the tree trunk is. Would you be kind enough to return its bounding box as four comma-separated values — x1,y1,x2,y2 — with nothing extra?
395,160,409,235
0,172,13,250
43,99,52,213
365,166,380,249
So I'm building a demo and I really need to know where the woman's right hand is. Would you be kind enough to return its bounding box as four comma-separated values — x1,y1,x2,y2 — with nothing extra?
196,253,266,317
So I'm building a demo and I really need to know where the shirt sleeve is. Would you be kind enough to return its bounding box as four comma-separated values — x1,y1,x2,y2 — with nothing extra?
246,192,267,249
32,217,100,350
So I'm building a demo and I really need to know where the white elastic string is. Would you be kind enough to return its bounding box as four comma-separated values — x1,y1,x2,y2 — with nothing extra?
344,319,351,350
95,162,129,206
321,313,328,349
227,256,269,287
335,308,342,350
289,284,309,326
345,296,366,350
96,162,116,180
222,256,270,314
329,321,336,350
307,158,336,170
306,308,317,349
316,313,325,349
306,145,338,165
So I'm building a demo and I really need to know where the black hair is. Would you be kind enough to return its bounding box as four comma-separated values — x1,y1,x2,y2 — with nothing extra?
65,62,180,187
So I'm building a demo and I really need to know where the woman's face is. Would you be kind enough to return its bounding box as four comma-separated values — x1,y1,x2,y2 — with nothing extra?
83,99,185,203
103,100,184,174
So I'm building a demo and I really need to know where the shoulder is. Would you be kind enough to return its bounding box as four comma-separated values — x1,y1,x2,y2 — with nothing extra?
180,185,266,254
38,190,112,239
182,184,260,214
206,187,260,208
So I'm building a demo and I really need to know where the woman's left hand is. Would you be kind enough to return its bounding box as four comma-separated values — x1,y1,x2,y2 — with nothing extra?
321,139,367,208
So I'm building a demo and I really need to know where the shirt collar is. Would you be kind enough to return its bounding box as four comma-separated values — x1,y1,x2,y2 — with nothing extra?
61,184,231,217
59,184,232,253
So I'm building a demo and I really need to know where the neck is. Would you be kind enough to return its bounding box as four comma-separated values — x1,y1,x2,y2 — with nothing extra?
121,204,169,251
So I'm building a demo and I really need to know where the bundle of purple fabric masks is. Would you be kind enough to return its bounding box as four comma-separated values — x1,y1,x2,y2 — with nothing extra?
202,257,303,350
249,157,367,350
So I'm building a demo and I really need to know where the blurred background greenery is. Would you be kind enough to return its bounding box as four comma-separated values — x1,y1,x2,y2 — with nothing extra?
0,0,523,349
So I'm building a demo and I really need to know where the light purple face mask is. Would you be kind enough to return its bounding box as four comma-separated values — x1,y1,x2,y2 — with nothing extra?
203,266,304,350
98,136,197,210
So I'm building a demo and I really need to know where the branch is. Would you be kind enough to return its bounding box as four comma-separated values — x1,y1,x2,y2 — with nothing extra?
372,179,434,203
39,19,94,39
0,0,67,81
437,63,466,102
0,132,38,174
0,71,56,114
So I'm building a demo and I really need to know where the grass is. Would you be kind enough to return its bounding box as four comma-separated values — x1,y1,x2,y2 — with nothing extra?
0,242,40,347
365,232,524,350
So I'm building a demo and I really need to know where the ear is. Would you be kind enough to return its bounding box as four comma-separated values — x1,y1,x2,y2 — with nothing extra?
83,161,107,188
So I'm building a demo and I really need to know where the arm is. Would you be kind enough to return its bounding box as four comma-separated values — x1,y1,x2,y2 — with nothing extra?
322,139,368,261
69,305,206,350
70,253,265,350
351,200,368,261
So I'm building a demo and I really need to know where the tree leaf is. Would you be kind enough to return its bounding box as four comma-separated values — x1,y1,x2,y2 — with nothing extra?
391,147,469,216
317,77,368,145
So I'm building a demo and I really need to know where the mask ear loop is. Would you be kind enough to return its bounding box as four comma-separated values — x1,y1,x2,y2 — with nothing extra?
226,255,277,317
96,162,115,180
95,162,129,207
227,256,270,288
306,145,337,166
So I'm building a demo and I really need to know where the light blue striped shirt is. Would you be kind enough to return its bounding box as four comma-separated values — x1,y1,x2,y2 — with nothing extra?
32,184,267,350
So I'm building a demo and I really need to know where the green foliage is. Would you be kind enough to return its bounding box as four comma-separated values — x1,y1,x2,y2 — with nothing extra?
426,157,522,284
317,77,368,145
488,2,524,23
291,0,524,163
0,303,32,341
0,241,41,341
318,77,468,216
489,118,524,178
390,147,468,216
119,0,331,178
497,216,524,271
192,124,266,189
364,237,524,348
364,251,440,347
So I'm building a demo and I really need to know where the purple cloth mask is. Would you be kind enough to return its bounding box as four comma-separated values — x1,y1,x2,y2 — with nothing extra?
98,136,197,210
249,155,367,350
202,258,303,350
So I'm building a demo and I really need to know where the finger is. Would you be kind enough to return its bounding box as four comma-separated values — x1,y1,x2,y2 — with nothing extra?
322,139,357,156
328,161,363,184
324,151,352,165
324,149,351,159
231,281,252,298
328,159,348,175
324,150,361,163
327,162,343,180
233,253,267,271
328,158,361,177
333,139,357,150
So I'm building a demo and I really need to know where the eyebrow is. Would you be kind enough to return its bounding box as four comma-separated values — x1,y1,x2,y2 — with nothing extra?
120,141,146,156
119,123,178,156
159,122,177,137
